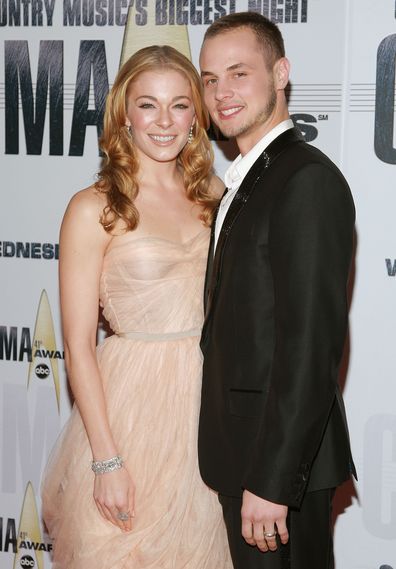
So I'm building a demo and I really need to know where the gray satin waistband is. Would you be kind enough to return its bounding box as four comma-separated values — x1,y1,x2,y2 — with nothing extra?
117,327,201,342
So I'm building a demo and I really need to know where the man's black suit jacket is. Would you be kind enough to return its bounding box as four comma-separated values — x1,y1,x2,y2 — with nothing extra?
198,127,357,509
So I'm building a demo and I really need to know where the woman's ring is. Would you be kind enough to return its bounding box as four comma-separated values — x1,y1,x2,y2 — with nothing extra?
117,511,130,521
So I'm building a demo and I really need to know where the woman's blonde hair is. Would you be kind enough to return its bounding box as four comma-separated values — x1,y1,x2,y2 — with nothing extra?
96,45,217,232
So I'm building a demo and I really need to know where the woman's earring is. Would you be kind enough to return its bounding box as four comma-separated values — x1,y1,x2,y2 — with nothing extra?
126,125,132,137
187,124,194,144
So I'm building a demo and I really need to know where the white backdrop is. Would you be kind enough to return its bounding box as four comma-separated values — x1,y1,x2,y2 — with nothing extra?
1,1,395,567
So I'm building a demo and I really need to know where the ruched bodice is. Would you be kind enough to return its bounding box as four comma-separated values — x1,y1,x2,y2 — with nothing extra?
99,229,208,336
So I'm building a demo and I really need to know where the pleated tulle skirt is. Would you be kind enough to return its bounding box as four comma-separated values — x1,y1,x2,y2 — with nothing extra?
41,334,232,569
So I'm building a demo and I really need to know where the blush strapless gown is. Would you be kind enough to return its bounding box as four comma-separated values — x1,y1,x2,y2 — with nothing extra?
41,229,232,569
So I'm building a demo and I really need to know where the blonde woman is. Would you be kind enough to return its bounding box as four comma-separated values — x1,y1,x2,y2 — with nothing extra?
42,45,232,569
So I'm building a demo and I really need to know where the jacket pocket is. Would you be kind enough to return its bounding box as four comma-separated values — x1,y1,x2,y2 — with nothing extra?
228,388,266,418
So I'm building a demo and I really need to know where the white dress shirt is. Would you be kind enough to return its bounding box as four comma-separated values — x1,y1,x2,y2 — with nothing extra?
214,119,294,250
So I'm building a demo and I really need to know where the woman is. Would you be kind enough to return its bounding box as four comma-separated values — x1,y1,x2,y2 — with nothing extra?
41,45,232,569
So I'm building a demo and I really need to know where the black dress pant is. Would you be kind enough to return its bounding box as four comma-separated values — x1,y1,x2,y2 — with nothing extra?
219,489,335,569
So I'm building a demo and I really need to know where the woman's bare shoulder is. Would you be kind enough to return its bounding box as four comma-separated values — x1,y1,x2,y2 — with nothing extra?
65,184,107,220
60,184,112,245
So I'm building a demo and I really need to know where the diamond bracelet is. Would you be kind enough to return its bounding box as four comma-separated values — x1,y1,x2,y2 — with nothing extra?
91,455,124,475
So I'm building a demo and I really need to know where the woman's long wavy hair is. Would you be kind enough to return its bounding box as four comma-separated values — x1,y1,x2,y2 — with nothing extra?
96,45,217,232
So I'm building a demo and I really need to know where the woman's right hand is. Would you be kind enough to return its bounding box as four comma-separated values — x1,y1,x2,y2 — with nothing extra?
93,467,135,532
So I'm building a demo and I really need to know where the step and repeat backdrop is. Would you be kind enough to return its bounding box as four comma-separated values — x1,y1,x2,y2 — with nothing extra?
0,0,395,567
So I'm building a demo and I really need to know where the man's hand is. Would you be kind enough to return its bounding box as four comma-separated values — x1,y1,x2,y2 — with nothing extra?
241,490,289,552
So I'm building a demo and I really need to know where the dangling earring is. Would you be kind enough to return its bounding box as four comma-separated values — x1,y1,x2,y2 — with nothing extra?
126,125,132,137
187,124,194,144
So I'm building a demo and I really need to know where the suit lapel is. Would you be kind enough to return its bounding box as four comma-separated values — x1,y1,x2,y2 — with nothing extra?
203,127,304,331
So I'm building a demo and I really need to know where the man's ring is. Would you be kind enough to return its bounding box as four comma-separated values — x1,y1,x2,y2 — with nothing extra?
117,511,130,521
264,531,277,539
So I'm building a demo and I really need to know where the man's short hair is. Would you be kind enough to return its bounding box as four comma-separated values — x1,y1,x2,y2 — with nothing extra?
203,11,285,69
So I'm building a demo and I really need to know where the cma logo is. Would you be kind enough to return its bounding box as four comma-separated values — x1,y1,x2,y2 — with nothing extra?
375,34,396,164
0,289,61,410
15,482,49,569
2,37,319,157
0,482,51,569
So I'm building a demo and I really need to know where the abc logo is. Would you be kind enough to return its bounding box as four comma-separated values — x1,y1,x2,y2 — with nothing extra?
35,364,50,379
20,556,35,567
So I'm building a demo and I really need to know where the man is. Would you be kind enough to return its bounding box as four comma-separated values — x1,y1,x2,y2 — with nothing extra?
198,11,356,569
